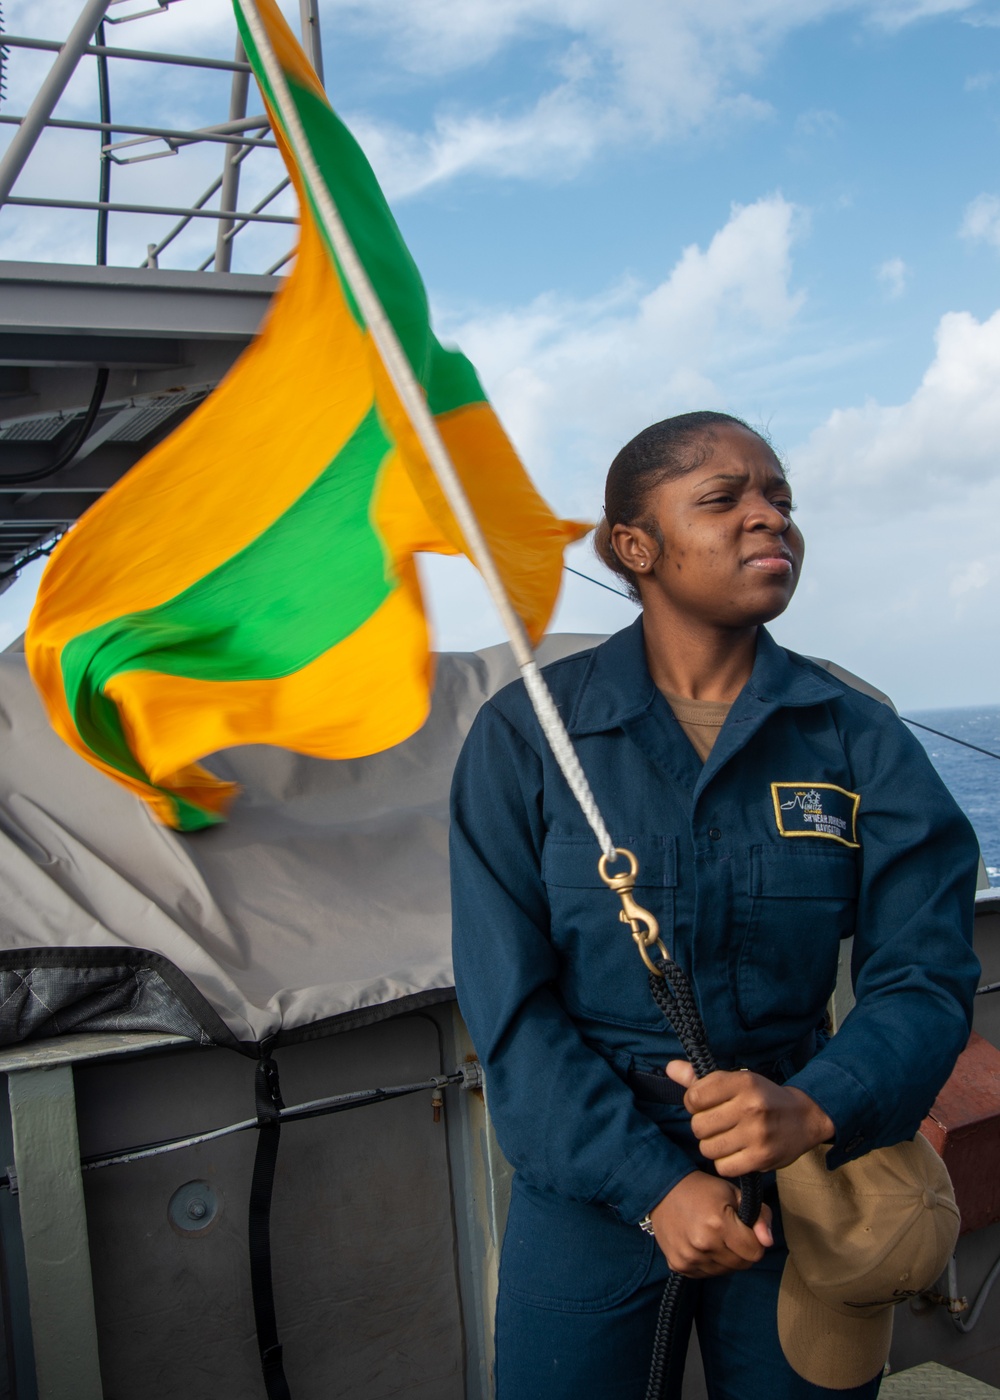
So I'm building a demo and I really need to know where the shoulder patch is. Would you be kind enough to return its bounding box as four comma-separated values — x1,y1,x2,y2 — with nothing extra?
770,782,860,848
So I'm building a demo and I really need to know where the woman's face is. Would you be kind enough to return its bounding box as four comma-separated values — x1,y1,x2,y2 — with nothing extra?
611,425,804,631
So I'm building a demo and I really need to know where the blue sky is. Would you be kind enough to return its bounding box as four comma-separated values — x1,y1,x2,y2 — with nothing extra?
3,0,1000,707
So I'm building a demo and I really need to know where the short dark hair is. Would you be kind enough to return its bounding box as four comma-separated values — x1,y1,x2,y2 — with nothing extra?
593,411,771,600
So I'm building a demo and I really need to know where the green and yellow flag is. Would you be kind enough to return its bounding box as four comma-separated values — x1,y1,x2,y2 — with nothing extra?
26,0,587,831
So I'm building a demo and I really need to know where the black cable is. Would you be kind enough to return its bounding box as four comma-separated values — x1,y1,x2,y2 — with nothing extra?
564,563,632,600
0,1070,465,1186
0,366,109,485
901,717,1000,765
644,958,762,1400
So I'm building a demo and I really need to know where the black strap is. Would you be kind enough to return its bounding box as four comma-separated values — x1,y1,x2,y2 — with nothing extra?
249,1051,292,1400
626,1067,687,1104
627,1027,818,1105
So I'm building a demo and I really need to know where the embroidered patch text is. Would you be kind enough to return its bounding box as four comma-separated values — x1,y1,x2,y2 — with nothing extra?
770,782,860,848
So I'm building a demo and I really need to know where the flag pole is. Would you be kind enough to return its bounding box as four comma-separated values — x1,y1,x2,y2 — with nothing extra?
235,0,615,858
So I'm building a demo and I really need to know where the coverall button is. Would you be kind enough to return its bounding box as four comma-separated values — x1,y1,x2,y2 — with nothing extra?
708,828,722,841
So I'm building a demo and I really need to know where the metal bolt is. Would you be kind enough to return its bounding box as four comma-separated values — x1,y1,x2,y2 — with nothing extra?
462,1057,485,1096
168,1179,220,1235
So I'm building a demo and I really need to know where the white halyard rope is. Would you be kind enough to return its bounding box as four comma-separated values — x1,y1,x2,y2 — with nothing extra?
520,663,615,855
238,0,617,860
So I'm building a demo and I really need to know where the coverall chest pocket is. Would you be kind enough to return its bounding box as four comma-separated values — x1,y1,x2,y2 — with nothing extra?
542,834,676,1030
736,845,859,1031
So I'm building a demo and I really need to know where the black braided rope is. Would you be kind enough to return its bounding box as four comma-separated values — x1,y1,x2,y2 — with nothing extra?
644,958,762,1400
648,962,719,1079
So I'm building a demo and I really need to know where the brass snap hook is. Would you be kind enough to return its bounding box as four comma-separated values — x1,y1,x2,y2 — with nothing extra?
597,846,669,977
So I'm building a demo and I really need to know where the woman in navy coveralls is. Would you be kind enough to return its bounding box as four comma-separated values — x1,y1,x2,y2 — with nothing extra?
449,412,980,1399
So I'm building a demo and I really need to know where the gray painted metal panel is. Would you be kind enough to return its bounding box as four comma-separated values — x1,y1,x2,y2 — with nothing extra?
71,1016,466,1399
0,260,278,572
0,1033,188,1077
0,334,184,367
0,348,252,424
0,262,278,341
0,1090,33,1400
7,1066,102,1400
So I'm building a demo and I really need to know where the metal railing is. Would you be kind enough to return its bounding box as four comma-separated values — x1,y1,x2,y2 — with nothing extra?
0,0,327,581
0,0,326,274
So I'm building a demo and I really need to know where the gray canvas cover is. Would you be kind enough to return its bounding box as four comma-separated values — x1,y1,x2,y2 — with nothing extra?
0,630,899,1051
0,635,600,1050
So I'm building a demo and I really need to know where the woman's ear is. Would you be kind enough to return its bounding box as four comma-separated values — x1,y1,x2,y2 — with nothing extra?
610,522,658,575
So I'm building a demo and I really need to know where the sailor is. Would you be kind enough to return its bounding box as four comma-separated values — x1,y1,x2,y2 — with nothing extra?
449,411,980,1399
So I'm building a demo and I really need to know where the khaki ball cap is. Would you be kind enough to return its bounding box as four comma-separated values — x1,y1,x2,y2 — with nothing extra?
776,1134,959,1390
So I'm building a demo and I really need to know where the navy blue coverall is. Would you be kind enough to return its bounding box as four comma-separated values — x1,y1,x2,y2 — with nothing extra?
450,620,981,1399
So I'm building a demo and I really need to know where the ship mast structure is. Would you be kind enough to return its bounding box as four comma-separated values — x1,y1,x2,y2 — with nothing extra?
0,0,323,590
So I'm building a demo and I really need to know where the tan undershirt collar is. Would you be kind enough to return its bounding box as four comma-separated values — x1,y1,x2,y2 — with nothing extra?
661,691,733,763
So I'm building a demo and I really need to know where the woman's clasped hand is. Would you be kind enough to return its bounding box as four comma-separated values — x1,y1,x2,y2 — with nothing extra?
649,1172,773,1279
665,1060,836,1176
647,1061,836,1278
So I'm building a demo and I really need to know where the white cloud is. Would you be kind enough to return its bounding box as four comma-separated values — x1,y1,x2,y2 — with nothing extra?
322,0,978,77
869,0,977,28
340,3,979,216
794,108,843,137
950,558,993,596
770,464,1000,706
325,0,977,192
961,7,1000,24
423,202,1000,705
417,193,804,646
793,307,1000,502
349,89,614,199
960,193,1000,247
428,284,1000,706
0,0,988,216
876,255,908,297
769,306,1000,704
964,69,1000,88
435,195,803,514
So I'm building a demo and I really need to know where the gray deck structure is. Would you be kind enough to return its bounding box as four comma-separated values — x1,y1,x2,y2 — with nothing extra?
0,260,277,581
0,0,322,585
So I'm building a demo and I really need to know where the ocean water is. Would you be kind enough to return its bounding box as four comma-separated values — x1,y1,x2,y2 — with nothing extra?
906,705,1000,888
